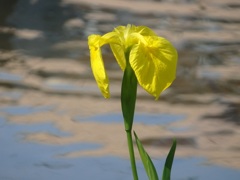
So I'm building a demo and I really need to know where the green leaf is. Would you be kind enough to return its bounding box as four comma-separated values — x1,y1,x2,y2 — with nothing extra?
134,131,159,180
162,139,177,180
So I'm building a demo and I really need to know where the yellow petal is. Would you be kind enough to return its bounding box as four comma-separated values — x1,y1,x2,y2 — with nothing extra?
134,25,157,36
88,35,110,98
110,44,126,71
101,31,126,71
113,25,156,48
114,24,156,37
129,36,177,99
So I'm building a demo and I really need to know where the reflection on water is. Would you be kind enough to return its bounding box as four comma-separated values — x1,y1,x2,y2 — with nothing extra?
76,113,185,125
0,116,240,180
0,71,22,82
0,105,54,116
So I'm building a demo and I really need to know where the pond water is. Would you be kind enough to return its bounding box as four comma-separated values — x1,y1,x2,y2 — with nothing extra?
0,114,240,180
75,113,185,125
0,0,240,179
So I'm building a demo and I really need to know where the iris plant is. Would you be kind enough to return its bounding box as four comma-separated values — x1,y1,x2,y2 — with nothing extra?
88,24,178,180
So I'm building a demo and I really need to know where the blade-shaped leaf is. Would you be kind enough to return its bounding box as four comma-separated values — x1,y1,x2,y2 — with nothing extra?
162,139,177,180
134,131,159,180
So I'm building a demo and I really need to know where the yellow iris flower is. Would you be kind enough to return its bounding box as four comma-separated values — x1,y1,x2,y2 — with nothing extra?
88,24,178,99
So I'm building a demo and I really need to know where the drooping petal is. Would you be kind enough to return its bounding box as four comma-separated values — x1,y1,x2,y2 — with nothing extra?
101,31,126,71
129,36,177,99
101,31,120,45
88,35,110,98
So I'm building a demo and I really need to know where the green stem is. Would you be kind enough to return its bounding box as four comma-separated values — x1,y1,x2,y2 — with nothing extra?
126,130,138,180
121,48,138,179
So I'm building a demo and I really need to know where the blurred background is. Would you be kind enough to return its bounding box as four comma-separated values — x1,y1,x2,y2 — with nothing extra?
0,0,239,179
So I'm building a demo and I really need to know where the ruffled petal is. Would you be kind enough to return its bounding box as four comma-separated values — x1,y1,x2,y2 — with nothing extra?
129,36,177,99
88,35,110,98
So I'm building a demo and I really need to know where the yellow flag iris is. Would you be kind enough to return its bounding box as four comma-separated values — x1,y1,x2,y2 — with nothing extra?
88,24,178,99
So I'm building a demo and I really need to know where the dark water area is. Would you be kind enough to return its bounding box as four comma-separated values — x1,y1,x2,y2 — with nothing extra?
0,0,87,57
0,0,240,179
0,0,18,49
